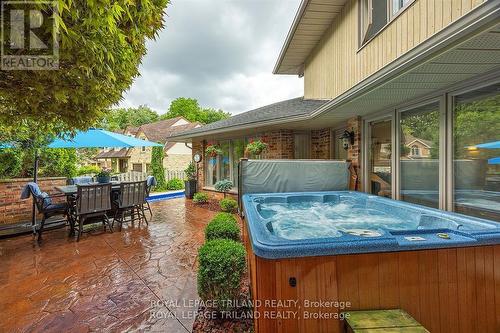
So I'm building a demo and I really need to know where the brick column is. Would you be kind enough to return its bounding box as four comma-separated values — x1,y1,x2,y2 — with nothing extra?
192,140,205,191
347,116,362,190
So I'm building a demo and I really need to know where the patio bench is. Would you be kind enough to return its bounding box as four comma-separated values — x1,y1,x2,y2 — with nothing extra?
343,309,429,333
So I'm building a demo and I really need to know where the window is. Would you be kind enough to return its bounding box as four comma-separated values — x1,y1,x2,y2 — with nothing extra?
359,0,388,45
391,0,413,16
410,145,420,157
132,163,143,172
452,84,500,221
400,102,440,208
205,139,246,189
141,146,146,152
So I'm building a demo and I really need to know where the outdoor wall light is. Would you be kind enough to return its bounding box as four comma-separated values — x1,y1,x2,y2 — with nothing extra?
340,129,355,150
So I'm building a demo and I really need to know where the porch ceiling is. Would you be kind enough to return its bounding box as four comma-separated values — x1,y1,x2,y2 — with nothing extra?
274,0,348,75
306,21,500,128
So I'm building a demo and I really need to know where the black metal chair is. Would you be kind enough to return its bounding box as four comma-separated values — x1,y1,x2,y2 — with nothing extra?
144,176,156,217
23,182,71,242
72,183,113,241
113,181,148,231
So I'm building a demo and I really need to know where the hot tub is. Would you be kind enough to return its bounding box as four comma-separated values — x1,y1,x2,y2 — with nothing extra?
241,191,500,333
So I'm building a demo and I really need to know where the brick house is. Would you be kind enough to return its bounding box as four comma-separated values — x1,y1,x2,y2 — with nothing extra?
170,0,499,221
96,117,201,173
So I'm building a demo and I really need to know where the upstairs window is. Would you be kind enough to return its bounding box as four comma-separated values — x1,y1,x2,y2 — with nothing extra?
391,0,413,16
359,0,388,45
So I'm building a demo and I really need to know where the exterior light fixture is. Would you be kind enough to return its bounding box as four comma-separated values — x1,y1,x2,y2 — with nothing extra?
340,130,355,150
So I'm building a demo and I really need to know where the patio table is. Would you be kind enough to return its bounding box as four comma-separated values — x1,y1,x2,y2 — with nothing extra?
56,182,122,196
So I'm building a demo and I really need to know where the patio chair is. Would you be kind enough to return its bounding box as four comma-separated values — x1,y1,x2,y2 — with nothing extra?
112,181,148,231
73,183,113,241
20,182,71,242
144,176,157,216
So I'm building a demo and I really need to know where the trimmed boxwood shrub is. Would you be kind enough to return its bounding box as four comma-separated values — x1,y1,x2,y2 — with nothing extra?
205,212,240,241
166,178,184,190
220,197,238,213
197,239,246,312
193,192,209,204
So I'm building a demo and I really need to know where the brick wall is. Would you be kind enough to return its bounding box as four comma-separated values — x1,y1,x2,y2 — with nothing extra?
247,130,295,159
347,116,362,190
0,177,67,225
311,128,331,159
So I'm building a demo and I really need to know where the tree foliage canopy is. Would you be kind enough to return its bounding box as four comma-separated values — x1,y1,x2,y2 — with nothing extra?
99,105,159,131
161,97,230,124
0,0,169,132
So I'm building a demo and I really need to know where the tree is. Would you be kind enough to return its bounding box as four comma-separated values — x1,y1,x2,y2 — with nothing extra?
161,97,230,124
100,105,159,131
0,0,168,133
151,146,167,191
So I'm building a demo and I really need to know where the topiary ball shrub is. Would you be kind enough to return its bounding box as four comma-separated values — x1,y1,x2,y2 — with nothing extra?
220,197,238,213
197,239,246,312
193,192,209,204
205,212,240,241
166,178,184,190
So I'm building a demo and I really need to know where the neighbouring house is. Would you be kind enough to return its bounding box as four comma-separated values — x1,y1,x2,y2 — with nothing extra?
95,117,201,174
170,0,499,222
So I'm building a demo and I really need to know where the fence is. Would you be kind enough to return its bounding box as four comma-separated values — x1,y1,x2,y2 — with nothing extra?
113,170,185,182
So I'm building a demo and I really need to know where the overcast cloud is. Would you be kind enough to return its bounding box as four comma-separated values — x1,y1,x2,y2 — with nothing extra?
119,0,303,115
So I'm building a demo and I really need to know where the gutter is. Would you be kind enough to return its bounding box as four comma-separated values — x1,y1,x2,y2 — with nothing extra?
172,1,500,141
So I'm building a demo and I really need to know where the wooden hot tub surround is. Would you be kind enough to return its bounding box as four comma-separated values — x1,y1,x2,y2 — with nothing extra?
242,216,500,333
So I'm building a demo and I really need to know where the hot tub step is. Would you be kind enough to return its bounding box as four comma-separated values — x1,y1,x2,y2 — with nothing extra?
343,309,429,333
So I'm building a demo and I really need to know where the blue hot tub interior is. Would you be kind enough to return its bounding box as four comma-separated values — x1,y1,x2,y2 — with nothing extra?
242,191,500,259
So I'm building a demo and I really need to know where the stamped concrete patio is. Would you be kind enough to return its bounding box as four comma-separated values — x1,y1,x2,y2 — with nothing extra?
0,198,216,332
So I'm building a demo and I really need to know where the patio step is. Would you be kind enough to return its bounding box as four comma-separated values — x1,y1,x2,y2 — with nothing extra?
343,309,429,333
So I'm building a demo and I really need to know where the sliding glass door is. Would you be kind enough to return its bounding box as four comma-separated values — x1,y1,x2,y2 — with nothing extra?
452,83,500,221
367,119,392,197
399,102,440,208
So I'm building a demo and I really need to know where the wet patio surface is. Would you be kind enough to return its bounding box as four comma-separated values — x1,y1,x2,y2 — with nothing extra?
0,198,216,332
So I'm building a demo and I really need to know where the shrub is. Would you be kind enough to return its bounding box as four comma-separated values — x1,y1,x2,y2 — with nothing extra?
220,198,238,213
215,179,233,198
205,213,240,241
197,239,246,312
76,165,101,176
166,178,184,190
0,149,22,179
193,192,209,204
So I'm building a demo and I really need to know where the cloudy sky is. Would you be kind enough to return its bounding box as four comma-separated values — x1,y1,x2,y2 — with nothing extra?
119,0,304,115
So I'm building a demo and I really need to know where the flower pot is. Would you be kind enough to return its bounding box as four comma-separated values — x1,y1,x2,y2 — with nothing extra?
96,176,110,183
184,179,197,199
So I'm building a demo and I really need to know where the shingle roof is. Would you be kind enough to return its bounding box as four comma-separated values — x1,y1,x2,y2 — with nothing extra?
170,97,328,139
132,117,201,143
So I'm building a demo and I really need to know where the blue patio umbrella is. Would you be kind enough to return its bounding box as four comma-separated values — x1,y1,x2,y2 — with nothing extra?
475,141,500,149
48,128,162,148
488,157,500,165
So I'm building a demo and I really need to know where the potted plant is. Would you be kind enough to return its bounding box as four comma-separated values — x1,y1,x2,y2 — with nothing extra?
205,144,222,158
96,168,112,183
245,138,268,157
184,161,197,199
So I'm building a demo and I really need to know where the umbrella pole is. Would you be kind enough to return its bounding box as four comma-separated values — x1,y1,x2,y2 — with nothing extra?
31,149,39,234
